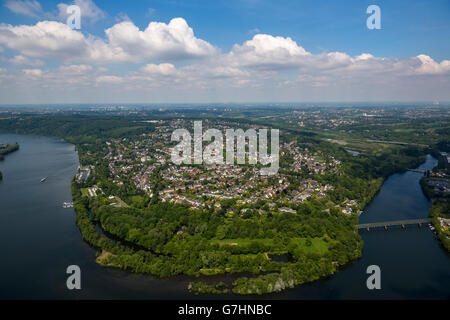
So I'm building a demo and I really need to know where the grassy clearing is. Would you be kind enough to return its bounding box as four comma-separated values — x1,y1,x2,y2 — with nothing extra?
211,237,331,256
80,188,89,197
289,237,330,255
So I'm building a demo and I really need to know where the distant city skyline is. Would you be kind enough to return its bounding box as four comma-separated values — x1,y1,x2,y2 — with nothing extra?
0,0,449,104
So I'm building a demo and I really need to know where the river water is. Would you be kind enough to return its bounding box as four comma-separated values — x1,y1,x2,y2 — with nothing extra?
0,134,448,299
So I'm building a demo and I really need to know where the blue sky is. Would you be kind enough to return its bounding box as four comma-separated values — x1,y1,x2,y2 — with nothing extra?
0,0,449,103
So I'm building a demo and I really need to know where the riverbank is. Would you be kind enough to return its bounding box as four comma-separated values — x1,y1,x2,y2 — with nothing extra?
0,143,19,180
421,181,450,251
429,202,450,251
418,152,450,252
0,142,19,159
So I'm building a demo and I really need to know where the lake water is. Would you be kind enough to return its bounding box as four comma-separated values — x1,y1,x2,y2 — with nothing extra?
0,134,448,299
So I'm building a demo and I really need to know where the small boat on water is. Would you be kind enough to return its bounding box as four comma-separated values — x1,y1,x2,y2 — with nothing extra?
40,177,47,183
62,201,74,208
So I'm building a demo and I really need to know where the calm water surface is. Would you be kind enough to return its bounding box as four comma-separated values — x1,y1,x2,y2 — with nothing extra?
0,135,448,299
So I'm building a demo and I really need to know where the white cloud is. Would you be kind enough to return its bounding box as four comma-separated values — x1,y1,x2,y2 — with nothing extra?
226,34,450,80
96,66,108,73
4,0,43,18
415,54,450,74
5,64,95,88
207,66,249,78
58,64,92,74
355,53,374,61
141,63,177,75
57,0,105,22
182,64,250,79
228,34,310,68
0,21,87,60
0,17,448,102
103,18,217,61
226,34,365,73
22,68,42,76
9,55,44,66
0,18,217,63
245,34,309,56
96,75,123,84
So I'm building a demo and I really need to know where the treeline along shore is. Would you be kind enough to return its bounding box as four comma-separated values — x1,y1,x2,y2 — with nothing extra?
0,143,19,180
420,151,450,252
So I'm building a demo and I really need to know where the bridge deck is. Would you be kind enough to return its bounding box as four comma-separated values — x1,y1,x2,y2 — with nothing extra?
357,218,430,229
407,169,426,173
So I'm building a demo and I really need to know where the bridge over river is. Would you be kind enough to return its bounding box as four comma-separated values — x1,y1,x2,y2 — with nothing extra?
358,218,431,231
